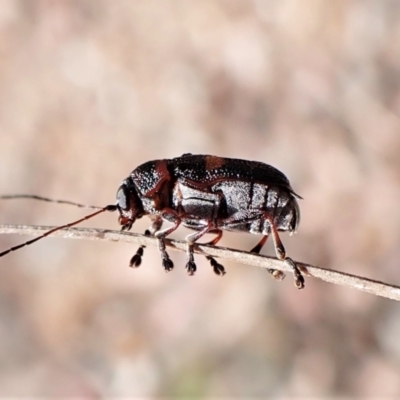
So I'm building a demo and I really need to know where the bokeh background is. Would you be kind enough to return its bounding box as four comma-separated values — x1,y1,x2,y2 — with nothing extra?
1,0,400,397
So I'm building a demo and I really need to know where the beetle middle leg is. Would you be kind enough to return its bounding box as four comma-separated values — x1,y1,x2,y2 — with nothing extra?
203,229,226,276
129,217,163,268
184,223,217,276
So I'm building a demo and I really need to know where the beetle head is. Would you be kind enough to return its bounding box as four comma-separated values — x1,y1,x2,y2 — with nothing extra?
116,179,144,231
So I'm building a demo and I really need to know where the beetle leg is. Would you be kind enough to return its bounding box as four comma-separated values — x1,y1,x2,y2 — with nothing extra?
250,235,286,281
129,217,163,268
129,229,150,268
284,257,304,290
206,255,226,276
184,223,215,276
250,235,268,254
251,236,285,281
266,216,304,289
203,230,223,246
209,210,263,276
203,229,226,276
155,209,181,272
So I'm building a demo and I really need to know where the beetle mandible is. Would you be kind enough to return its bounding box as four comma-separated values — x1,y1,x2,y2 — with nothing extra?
0,154,304,288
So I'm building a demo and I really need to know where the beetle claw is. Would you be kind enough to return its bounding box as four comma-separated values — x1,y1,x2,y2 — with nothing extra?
284,258,305,290
130,254,142,267
186,260,197,276
267,269,285,281
294,275,305,290
129,246,145,267
162,258,174,272
213,263,226,276
206,256,226,276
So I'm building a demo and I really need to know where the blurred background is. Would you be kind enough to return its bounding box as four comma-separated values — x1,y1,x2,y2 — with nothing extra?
0,0,400,397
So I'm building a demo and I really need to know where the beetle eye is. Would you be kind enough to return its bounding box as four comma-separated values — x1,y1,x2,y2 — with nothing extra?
116,185,129,211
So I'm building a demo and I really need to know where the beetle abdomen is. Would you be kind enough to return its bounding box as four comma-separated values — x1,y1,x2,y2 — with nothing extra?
260,185,300,234
213,182,300,235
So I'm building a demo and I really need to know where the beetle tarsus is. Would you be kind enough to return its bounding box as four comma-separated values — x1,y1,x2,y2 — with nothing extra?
267,268,285,280
129,253,142,267
295,275,305,290
129,246,144,267
162,257,174,272
251,235,284,281
284,257,305,289
156,235,175,272
206,256,226,276
185,243,197,275
129,230,151,268
186,260,197,276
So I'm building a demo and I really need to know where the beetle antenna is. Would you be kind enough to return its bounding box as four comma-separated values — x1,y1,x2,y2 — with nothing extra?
0,194,103,210
0,204,118,258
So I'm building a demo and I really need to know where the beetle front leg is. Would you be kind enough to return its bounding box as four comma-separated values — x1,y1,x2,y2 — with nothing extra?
129,216,163,268
129,229,150,267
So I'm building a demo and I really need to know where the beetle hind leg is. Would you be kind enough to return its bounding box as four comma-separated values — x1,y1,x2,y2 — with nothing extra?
250,235,268,254
185,224,218,276
284,257,304,290
250,235,286,281
267,217,305,289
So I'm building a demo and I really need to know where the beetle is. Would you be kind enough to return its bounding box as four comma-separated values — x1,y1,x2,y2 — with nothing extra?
0,154,304,288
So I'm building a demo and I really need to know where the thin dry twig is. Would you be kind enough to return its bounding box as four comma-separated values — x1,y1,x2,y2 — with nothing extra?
0,224,399,301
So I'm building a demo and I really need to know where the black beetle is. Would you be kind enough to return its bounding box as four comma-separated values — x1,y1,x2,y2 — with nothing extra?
0,154,304,288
